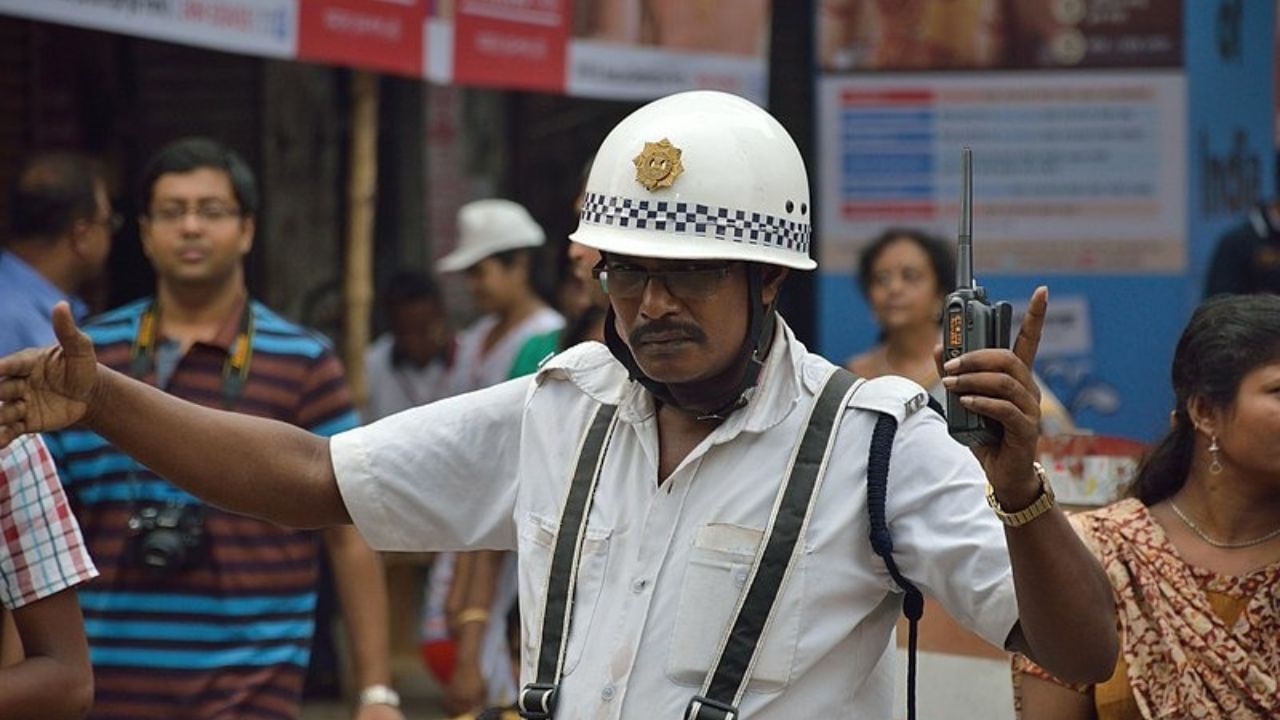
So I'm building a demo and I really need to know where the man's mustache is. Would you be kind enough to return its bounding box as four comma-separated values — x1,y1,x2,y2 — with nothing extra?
629,319,707,347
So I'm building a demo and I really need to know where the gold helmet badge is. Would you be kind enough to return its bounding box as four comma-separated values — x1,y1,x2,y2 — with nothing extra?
633,139,684,191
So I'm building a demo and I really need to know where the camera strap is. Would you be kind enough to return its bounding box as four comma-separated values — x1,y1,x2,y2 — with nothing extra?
129,299,255,408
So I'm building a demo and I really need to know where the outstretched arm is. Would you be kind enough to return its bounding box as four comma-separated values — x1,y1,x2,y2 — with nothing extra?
0,303,346,528
942,287,1117,684
322,527,404,720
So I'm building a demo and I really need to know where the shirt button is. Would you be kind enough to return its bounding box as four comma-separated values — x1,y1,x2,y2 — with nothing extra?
631,578,648,593
602,685,616,701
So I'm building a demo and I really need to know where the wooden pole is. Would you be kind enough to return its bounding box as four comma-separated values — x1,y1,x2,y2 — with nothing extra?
344,70,379,410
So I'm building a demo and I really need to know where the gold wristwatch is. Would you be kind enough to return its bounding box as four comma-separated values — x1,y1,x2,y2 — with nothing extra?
986,462,1055,527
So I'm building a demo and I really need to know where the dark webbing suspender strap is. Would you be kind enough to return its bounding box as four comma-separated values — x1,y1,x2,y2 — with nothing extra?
685,368,861,720
521,371,926,720
518,403,619,719
867,412,925,720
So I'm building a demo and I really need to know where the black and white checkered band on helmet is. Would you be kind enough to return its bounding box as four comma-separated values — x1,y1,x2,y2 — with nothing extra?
580,192,811,255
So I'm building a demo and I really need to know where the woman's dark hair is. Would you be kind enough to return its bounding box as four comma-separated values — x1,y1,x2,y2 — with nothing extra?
139,137,258,217
1129,294,1280,505
855,227,957,300
489,247,533,269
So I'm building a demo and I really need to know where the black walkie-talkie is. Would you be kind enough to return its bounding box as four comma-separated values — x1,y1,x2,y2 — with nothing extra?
944,148,1013,447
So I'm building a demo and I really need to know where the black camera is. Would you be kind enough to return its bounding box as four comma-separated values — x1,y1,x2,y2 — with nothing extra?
126,502,206,572
943,148,1012,447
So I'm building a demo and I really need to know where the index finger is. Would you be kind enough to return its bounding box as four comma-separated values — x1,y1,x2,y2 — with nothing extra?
1012,285,1049,369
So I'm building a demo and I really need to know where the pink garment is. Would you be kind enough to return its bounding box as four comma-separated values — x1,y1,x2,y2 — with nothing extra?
0,434,97,609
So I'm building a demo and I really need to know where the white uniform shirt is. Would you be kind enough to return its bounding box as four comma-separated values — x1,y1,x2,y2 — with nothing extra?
333,318,1019,718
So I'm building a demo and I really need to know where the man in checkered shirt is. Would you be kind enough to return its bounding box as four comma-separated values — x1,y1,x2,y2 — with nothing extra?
0,433,97,718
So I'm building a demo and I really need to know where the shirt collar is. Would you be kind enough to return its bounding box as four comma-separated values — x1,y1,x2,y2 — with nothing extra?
539,315,814,438
612,315,806,437
146,292,249,353
537,340,629,405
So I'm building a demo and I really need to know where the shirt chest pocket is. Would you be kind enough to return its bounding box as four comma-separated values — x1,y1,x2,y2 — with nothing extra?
665,523,804,694
518,512,613,678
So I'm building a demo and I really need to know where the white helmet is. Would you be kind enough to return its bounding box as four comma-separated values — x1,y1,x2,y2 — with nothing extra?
436,198,546,273
570,90,814,271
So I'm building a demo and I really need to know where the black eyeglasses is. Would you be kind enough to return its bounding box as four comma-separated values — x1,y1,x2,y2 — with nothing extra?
148,203,242,225
592,262,734,300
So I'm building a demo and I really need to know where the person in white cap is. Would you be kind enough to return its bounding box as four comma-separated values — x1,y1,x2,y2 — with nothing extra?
0,91,1117,719
437,198,564,396
432,198,563,715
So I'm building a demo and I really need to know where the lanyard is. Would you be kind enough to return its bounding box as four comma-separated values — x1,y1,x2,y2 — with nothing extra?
129,300,255,408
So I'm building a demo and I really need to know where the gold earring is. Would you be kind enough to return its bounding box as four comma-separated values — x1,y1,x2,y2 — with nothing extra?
1208,435,1223,475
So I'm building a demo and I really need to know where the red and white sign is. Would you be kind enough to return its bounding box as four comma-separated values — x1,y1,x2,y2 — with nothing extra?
298,0,426,77
0,0,299,58
451,0,569,92
0,0,770,102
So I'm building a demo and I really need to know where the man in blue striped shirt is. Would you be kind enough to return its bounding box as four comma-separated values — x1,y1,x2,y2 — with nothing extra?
42,138,403,720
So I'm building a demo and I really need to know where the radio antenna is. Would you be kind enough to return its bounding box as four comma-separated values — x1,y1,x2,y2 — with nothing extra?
957,147,973,290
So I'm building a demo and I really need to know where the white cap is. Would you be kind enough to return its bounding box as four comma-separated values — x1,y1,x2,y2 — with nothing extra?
570,90,814,271
436,198,546,273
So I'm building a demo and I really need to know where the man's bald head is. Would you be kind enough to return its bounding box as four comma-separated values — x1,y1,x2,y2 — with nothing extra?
9,153,103,245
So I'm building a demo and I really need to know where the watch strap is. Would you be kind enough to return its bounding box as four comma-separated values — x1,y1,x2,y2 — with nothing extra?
986,462,1055,527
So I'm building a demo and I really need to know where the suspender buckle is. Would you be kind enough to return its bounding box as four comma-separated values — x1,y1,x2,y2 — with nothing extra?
517,683,558,719
685,695,739,720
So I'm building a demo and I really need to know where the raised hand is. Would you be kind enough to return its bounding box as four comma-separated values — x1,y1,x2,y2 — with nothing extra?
939,286,1048,507
0,302,100,446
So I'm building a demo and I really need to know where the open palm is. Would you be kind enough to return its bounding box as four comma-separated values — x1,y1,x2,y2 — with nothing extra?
0,302,99,446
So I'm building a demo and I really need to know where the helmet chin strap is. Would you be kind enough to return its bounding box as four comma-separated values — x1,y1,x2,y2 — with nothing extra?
603,265,775,420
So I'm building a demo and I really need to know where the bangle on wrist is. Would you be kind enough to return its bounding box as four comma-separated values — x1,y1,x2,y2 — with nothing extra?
456,608,490,625
358,684,400,708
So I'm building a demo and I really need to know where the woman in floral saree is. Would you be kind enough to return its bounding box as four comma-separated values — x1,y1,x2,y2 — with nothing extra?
1014,294,1280,720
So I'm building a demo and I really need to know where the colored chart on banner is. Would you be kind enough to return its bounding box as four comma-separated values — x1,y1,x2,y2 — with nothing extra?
817,72,1187,274
298,0,427,77
0,0,772,101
